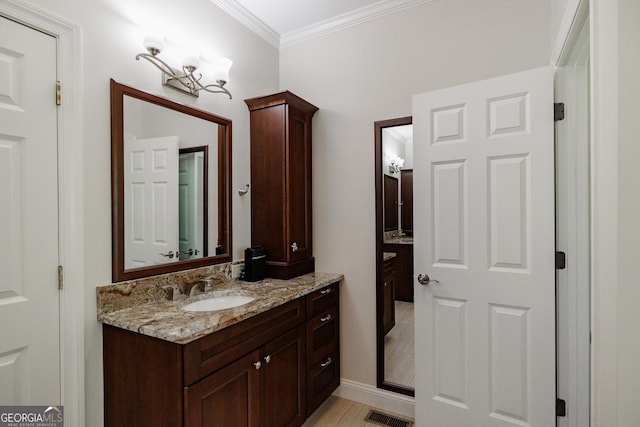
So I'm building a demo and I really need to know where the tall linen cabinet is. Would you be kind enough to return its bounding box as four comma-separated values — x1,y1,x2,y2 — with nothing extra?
245,91,318,279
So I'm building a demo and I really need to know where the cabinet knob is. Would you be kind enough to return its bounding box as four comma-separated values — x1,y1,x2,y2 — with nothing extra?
264,355,271,364
320,357,332,368
254,361,262,370
291,242,299,252
320,314,332,322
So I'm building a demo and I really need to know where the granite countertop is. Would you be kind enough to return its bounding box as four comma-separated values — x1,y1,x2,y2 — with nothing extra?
383,236,414,245
383,252,397,261
97,272,343,345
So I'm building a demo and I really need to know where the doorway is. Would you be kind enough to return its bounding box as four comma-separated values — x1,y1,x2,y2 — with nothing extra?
0,3,83,424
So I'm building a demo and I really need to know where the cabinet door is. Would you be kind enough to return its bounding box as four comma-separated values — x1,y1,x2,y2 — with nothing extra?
184,351,261,427
261,325,307,427
286,106,312,263
383,261,396,336
400,169,413,234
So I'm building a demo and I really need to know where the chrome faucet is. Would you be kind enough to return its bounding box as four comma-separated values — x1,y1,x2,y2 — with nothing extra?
186,279,213,297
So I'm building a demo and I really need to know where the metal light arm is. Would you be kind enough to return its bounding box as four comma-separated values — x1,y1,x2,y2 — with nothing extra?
135,51,232,99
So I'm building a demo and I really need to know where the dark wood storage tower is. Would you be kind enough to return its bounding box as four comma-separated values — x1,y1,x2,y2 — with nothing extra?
245,91,318,279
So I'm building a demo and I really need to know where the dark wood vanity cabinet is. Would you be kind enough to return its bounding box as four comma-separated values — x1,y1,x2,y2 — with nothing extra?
184,325,306,427
305,282,341,415
382,243,413,302
103,284,339,427
245,92,318,280
382,257,396,336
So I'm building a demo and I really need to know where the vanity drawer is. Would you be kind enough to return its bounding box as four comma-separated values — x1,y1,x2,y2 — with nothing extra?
307,348,340,416
183,298,305,385
306,306,339,365
306,283,339,319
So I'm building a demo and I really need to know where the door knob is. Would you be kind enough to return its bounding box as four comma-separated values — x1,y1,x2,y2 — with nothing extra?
159,251,175,259
417,273,439,286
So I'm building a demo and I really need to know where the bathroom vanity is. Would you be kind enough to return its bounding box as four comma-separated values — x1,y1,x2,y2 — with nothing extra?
99,272,341,427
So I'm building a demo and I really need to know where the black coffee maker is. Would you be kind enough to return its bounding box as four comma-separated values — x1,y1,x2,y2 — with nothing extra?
243,246,266,282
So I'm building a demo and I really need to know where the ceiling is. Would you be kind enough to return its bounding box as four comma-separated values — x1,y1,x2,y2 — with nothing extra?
211,0,429,48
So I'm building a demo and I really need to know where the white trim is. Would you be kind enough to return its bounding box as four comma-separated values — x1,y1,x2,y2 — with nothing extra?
208,0,280,48
589,0,619,425
551,0,589,66
333,378,415,420
280,0,430,48
211,0,430,49
555,18,591,427
0,1,84,426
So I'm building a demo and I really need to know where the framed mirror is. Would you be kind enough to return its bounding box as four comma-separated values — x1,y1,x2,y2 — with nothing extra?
375,116,414,396
111,80,232,282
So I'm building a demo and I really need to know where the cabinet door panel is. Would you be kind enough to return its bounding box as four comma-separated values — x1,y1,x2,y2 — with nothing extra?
287,106,312,262
307,349,340,416
184,351,260,427
261,326,306,427
383,260,396,335
307,307,339,365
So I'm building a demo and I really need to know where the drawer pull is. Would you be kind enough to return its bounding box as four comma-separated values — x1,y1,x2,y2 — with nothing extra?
320,314,332,322
254,361,262,370
320,288,332,295
320,357,332,368
264,355,271,364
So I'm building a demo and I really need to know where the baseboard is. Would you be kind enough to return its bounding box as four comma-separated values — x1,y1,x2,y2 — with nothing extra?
332,378,415,419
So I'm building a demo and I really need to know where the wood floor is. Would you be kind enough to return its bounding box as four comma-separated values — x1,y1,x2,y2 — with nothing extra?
384,301,414,388
303,396,413,427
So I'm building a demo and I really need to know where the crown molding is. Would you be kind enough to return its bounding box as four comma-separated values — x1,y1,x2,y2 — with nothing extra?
212,0,429,49
209,0,280,48
280,0,430,48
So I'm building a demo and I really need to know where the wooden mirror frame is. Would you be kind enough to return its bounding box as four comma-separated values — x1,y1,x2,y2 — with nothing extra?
110,79,232,282
375,116,414,396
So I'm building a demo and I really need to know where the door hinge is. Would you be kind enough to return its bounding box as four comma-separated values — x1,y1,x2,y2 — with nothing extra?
554,102,565,121
57,265,64,290
557,398,567,417
555,251,566,269
56,81,61,106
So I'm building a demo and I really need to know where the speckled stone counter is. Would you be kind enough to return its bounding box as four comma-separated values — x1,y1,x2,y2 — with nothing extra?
97,272,343,344
383,236,414,245
383,252,397,261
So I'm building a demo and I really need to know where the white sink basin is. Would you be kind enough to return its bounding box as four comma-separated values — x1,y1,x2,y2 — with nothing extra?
182,295,255,312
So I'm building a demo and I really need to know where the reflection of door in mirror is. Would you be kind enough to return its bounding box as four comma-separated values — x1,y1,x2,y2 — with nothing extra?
124,136,179,268
375,117,414,396
178,147,208,261
122,94,218,270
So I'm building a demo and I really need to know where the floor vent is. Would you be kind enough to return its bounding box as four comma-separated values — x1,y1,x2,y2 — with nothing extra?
365,410,413,427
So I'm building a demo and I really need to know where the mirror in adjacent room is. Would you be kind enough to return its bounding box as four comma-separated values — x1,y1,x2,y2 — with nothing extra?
111,80,232,282
375,116,414,396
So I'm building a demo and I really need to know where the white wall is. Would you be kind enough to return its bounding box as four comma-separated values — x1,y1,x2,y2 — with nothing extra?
14,0,279,425
280,0,551,390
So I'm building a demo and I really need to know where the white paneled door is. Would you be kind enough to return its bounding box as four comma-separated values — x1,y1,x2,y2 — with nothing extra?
413,67,555,426
0,17,60,404
124,136,179,268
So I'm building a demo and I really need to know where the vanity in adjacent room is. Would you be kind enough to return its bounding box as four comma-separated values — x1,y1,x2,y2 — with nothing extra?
102,82,340,427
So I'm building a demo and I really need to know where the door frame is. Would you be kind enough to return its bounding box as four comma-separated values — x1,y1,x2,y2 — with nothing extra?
552,0,591,426
0,1,84,425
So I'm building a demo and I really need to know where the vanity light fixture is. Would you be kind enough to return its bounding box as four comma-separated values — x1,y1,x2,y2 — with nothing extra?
136,35,233,99
389,156,404,174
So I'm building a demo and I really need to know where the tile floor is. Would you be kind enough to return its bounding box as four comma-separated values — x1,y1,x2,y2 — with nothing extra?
303,396,413,427
384,301,414,388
